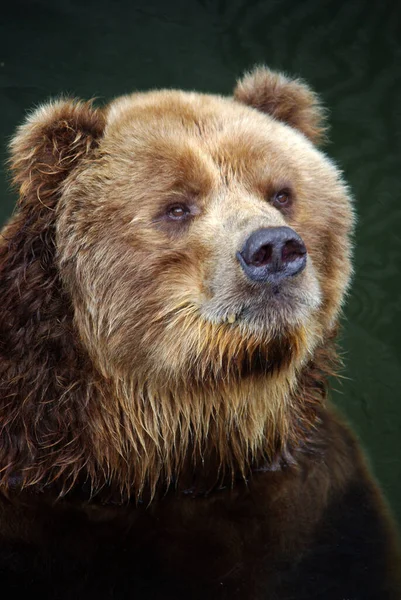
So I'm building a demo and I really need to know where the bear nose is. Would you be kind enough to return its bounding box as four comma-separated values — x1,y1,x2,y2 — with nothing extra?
237,227,307,283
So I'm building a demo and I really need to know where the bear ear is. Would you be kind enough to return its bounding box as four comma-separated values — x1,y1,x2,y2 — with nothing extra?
9,98,105,208
234,66,327,144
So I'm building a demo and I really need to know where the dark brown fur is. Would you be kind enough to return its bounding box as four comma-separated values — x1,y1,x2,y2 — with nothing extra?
0,101,107,495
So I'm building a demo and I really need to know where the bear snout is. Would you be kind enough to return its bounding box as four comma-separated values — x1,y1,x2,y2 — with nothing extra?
236,226,307,283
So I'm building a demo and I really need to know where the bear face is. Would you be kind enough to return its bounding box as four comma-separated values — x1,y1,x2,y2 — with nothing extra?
57,85,352,381
1,67,353,498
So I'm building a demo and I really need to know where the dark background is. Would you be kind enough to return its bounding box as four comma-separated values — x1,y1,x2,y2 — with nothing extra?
1,0,400,526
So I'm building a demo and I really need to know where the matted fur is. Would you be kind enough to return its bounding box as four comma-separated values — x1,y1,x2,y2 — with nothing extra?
0,68,352,501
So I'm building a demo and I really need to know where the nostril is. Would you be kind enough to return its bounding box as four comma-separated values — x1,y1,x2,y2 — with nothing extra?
281,239,306,263
251,244,273,267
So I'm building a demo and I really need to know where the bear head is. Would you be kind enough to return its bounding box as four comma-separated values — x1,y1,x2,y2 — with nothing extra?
0,67,353,499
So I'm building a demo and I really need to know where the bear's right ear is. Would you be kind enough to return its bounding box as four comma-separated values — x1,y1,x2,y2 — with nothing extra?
9,99,105,208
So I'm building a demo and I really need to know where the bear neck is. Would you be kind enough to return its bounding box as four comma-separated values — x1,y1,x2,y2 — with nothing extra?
104,339,334,501
0,329,335,502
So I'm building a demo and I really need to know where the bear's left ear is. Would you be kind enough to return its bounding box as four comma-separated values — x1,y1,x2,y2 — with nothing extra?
234,66,327,144
9,99,105,209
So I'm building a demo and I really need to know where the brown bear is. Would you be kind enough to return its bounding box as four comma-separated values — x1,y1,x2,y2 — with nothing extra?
0,67,399,599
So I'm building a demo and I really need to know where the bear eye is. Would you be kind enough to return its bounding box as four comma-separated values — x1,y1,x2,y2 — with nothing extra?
272,189,292,208
166,204,190,220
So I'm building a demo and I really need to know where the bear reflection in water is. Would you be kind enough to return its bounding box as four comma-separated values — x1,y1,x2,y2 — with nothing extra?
0,66,399,599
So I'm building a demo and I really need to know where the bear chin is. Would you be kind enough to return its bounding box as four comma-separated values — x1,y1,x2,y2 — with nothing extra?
200,277,322,335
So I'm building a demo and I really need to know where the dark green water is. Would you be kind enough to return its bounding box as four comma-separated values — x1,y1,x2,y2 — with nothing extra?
1,0,400,526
